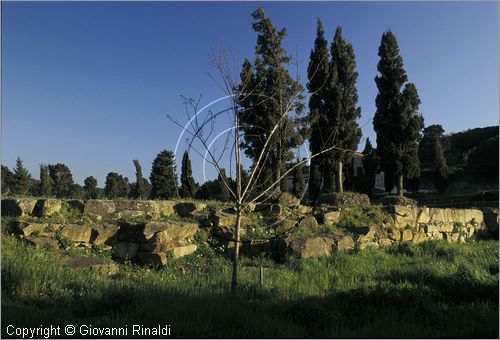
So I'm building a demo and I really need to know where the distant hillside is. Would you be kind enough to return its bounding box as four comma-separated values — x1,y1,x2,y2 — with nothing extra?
445,126,499,167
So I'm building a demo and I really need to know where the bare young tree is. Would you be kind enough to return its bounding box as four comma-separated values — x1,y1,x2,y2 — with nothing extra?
168,48,359,293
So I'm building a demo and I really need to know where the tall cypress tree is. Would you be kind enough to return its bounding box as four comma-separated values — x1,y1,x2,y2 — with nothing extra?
39,164,53,197
179,151,198,198
150,150,179,199
307,19,330,199
373,31,424,197
238,7,304,193
13,157,32,196
326,26,362,193
130,159,149,199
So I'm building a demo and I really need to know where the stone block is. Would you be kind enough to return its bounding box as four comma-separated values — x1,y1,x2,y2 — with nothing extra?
401,229,413,242
156,200,176,217
172,244,197,258
33,199,62,217
61,224,93,243
83,200,116,219
2,198,37,217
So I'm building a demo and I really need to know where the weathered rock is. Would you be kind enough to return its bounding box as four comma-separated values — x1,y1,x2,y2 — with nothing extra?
334,235,355,252
138,251,168,268
115,200,157,219
381,196,417,207
427,232,443,240
463,209,484,225
60,224,93,243
209,212,252,228
156,200,176,217
412,232,428,244
274,236,334,259
416,207,431,224
444,233,460,243
298,216,318,231
387,228,401,242
90,223,119,245
255,203,282,216
350,225,385,242
174,202,207,218
66,257,119,276
67,200,85,213
378,238,393,247
319,211,342,225
23,236,60,249
33,199,62,217
320,193,370,207
391,205,417,227
144,221,199,241
83,200,116,219
242,203,256,213
112,242,140,260
401,229,413,242
424,224,441,233
172,244,197,258
15,221,46,236
2,198,37,217
296,204,312,215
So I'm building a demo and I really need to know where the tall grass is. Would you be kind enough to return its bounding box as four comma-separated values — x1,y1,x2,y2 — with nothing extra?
1,233,498,338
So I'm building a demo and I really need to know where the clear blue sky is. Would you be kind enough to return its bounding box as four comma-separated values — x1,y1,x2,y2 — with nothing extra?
2,1,498,185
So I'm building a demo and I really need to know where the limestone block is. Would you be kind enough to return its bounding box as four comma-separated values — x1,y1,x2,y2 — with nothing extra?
33,199,62,217
83,200,116,219
2,198,37,217
61,224,93,243
156,200,176,217
172,244,197,258
401,229,413,242
392,205,417,227
15,221,47,236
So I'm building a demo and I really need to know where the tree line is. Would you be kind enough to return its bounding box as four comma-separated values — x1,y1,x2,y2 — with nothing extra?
3,8,494,201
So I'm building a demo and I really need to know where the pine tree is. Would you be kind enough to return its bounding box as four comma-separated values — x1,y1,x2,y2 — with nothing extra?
238,7,304,193
307,19,330,199
39,164,53,197
326,27,362,193
83,176,99,199
13,157,32,195
179,151,198,198
130,160,149,199
373,31,424,197
48,163,74,198
150,150,179,199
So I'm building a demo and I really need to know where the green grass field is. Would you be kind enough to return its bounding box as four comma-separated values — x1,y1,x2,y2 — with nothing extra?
1,232,498,338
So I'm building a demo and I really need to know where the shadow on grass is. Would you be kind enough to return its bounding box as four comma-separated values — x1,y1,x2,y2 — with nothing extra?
2,279,499,338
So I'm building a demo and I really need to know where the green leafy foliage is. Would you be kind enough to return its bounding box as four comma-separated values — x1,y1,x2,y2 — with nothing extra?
373,31,424,195
150,150,179,199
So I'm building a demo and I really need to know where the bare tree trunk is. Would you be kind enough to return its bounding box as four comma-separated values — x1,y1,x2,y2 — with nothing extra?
397,174,404,198
231,209,241,293
337,160,344,193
